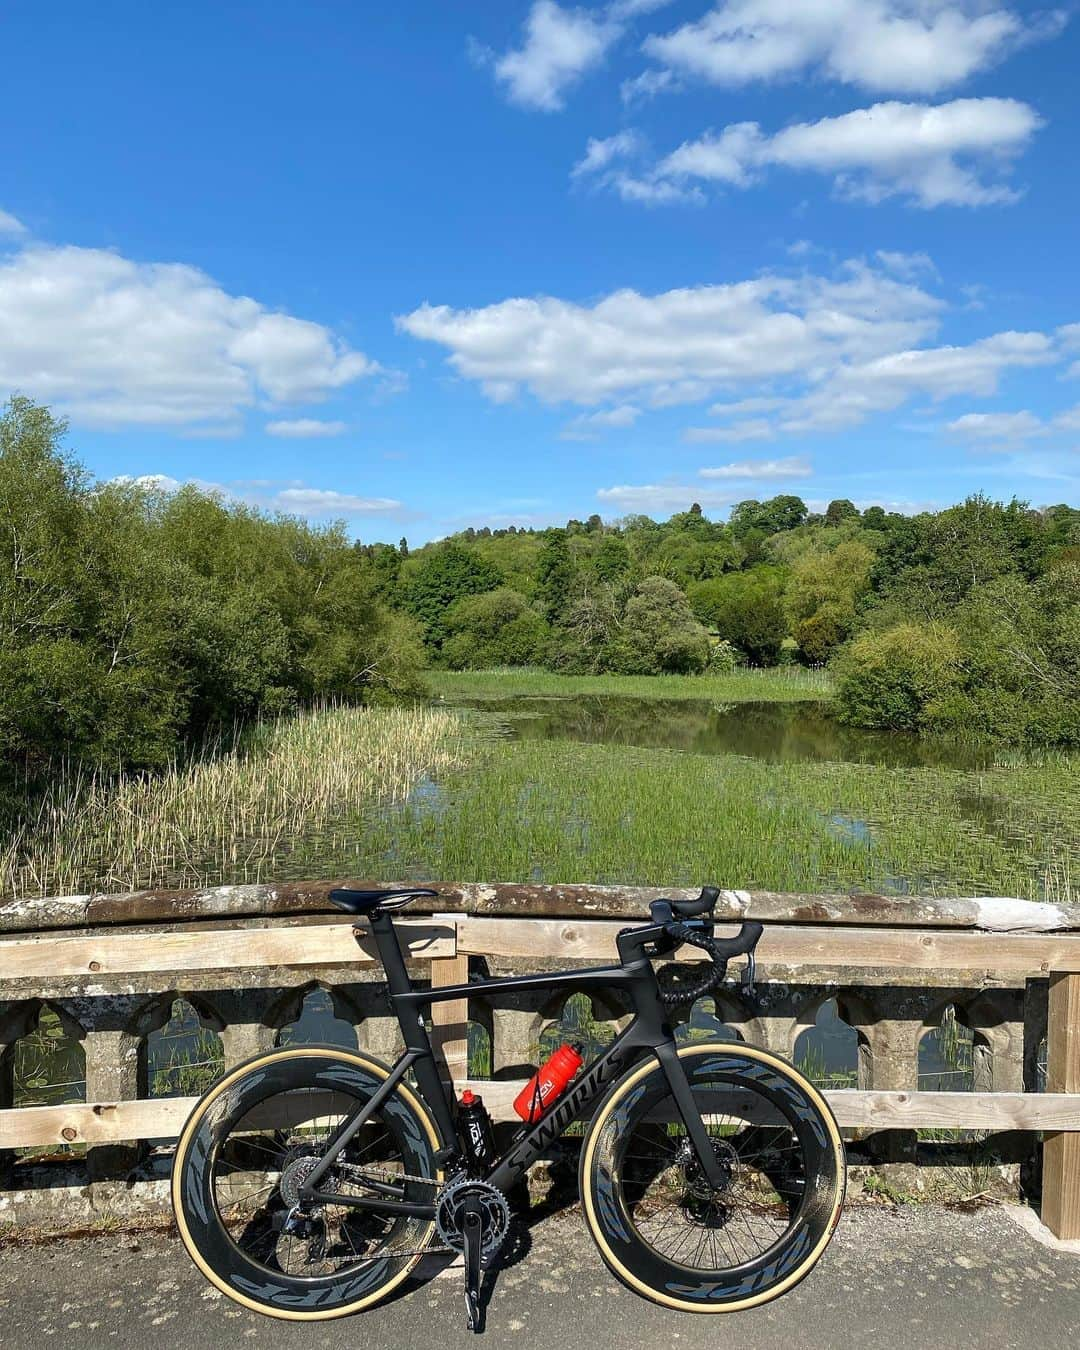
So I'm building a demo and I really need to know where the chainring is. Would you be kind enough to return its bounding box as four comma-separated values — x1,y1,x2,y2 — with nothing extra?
434,1176,511,1264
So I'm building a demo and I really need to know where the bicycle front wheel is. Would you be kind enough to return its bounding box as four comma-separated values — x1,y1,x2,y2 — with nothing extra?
172,1045,443,1320
580,1042,845,1312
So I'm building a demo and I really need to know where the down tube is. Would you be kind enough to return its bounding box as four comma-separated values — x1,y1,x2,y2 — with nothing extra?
486,1020,658,1195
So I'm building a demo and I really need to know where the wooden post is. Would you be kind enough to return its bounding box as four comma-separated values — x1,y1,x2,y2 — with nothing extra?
1042,970,1080,1240
430,953,470,1092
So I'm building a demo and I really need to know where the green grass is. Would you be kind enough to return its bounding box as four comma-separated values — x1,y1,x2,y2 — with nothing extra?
5,682,1075,905
427,665,832,704
354,736,1077,900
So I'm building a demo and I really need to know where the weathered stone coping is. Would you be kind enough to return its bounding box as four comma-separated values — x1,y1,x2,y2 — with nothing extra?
2,880,1078,935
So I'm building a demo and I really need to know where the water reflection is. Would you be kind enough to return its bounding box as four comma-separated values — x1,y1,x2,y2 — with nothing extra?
455,696,992,770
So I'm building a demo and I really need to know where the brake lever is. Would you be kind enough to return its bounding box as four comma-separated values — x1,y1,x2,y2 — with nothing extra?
739,950,757,1001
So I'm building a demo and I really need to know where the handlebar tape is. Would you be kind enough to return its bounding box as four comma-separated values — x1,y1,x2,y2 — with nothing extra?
658,919,762,1008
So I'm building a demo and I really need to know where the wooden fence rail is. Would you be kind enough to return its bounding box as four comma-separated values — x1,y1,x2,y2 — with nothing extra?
1,885,1078,1240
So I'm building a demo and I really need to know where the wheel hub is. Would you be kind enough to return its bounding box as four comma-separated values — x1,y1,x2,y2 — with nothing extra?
676,1137,739,1221
279,1146,341,1210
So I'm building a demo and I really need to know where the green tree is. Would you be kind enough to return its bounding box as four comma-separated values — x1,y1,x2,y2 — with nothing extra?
401,543,503,649
535,528,576,622
606,577,710,674
785,539,875,663
833,622,965,732
688,568,788,665
442,589,549,669
824,499,860,527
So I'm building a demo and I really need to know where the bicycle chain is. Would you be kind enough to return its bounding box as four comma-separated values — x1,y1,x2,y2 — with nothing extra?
332,1163,452,1258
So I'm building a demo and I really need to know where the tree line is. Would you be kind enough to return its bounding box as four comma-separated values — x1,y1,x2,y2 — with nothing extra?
3,396,1079,776
383,489,1080,747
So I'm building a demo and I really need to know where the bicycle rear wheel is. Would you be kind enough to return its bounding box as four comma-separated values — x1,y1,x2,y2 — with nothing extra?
172,1046,442,1320
580,1042,844,1312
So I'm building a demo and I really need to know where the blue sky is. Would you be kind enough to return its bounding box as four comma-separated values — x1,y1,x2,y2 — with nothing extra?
2,1,1079,543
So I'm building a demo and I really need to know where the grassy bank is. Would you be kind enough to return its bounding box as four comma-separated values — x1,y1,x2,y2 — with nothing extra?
1,704,472,899
428,665,832,703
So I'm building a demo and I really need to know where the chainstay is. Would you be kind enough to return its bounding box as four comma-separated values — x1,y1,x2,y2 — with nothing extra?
333,1164,451,1258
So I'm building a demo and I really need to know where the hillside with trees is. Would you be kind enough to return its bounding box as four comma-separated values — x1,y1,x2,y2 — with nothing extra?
388,494,1080,748
4,396,1080,778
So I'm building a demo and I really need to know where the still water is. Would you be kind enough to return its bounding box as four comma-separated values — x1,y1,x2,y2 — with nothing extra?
452,694,991,771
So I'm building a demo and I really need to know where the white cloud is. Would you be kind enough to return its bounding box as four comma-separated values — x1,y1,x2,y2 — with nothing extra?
607,173,705,206
609,0,676,16
597,482,740,513
572,130,643,177
561,404,641,438
640,1,1065,96
781,331,1057,431
684,420,775,443
708,396,788,416
265,418,348,437
0,209,26,237
111,472,405,519
945,404,1080,444
0,241,383,428
399,258,1080,443
875,249,939,279
699,455,812,478
398,260,943,408
273,487,403,516
945,409,1044,443
572,127,705,203
492,2,618,111
698,455,812,478
1056,405,1080,432
656,99,1041,208
620,67,677,103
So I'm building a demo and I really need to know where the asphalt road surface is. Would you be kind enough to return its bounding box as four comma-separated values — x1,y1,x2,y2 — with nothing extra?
2,1204,1078,1349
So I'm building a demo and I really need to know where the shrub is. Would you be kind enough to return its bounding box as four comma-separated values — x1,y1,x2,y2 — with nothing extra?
833,623,965,732
443,589,549,669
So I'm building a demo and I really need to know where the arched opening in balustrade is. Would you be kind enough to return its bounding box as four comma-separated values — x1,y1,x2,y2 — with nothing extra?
467,1002,493,1081
675,993,743,1045
11,1002,85,1111
919,1004,976,1092
3,1002,85,1164
538,993,619,1065
146,997,225,1099
277,986,357,1048
793,998,860,1090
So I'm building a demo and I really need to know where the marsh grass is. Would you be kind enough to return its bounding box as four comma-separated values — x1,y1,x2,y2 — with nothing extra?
1,704,472,899
357,737,1078,899
428,666,832,704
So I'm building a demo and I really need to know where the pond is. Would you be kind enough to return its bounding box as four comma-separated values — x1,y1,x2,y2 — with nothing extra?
447,694,993,771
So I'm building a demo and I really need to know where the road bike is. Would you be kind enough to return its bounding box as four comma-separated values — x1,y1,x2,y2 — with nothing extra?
172,885,845,1331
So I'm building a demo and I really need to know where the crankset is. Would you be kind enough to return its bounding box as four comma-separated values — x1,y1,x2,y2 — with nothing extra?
435,1176,511,1333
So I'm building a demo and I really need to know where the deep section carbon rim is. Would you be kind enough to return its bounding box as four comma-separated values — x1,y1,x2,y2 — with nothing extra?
173,1049,440,1318
583,1045,844,1309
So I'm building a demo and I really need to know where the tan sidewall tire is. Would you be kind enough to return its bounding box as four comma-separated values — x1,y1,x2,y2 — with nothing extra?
581,1042,845,1313
171,1046,442,1321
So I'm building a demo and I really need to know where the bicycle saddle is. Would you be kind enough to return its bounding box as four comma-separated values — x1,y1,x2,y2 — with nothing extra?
328,886,438,914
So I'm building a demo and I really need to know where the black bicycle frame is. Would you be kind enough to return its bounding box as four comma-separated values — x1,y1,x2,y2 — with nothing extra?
300,907,728,1215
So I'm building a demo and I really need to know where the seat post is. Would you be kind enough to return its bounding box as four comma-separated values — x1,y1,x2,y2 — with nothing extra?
367,909,414,997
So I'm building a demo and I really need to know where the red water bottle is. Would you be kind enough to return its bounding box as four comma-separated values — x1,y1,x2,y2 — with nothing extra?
513,1043,584,1123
